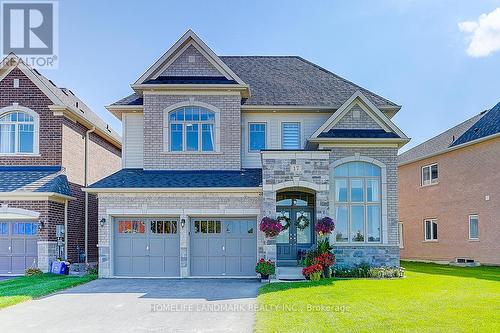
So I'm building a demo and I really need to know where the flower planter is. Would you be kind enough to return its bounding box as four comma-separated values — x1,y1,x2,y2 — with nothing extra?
323,266,332,278
260,274,270,282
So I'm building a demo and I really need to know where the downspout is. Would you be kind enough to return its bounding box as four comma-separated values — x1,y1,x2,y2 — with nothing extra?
84,126,95,264
64,199,68,260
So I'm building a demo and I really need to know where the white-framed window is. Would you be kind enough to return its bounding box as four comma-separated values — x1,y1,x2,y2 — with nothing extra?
168,106,215,152
249,123,266,152
468,215,479,240
333,161,382,243
424,219,438,241
398,222,404,248
421,163,438,186
281,122,301,149
0,110,38,154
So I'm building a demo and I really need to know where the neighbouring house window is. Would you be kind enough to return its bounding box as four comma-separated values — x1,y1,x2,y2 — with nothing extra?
424,219,438,241
333,161,382,243
281,122,300,149
398,222,404,248
0,111,36,154
249,123,266,152
169,106,215,152
421,163,438,186
468,215,479,240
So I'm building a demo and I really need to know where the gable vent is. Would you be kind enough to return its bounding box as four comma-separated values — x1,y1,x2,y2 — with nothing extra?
188,55,196,63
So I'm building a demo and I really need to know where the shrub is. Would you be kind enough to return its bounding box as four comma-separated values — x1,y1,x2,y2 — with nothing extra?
315,216,335,235
334,263,405,279
255,258,276,276
259,217,282,238
317,237,333,254
25,267,43,276
86,265,98,276
302,264,323,281
313,252,335,267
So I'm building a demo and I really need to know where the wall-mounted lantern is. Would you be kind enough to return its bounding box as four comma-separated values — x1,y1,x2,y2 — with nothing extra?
99,218,106,227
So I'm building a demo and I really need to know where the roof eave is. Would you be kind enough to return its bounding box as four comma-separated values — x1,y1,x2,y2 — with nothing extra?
83,187,263,194
310,137,410,148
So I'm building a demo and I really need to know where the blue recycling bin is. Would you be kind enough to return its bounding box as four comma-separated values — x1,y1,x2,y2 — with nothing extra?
50,261,67,275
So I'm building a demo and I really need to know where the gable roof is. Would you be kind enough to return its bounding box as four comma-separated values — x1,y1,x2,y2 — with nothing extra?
87,168,262,190
111,56,399,109
398,102,500,165
0,166,71,197
134,30,245,85
0,54,121,146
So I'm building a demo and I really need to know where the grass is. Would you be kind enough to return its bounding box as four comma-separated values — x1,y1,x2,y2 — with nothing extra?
0,273,97,309
256,261,500,333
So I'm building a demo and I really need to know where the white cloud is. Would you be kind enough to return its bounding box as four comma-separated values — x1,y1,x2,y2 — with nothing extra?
458,7,500,57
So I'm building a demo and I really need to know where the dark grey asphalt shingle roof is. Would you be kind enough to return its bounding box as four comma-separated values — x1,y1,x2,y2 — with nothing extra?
89,169,262,189
111,56,398,108
0,166,71,196
398,102,500,165
318,129,400,139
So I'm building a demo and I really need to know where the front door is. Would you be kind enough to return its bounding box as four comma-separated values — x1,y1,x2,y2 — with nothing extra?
276,206,314,261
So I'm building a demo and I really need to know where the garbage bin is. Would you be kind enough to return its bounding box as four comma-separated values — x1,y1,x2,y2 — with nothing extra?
50,261,67,275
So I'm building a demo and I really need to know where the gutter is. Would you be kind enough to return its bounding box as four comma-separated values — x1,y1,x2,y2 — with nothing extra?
83,187,263,194
398,132,500,166
84,126,95,264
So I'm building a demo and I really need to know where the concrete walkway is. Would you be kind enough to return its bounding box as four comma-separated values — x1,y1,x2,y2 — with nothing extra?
0,278,261,333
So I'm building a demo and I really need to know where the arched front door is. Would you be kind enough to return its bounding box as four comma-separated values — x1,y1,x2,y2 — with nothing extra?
276,191,315,262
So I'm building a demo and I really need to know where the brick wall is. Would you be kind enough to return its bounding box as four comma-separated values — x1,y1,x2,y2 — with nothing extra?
160,45,223,77
143,94,241,170
0,68,62,165
399,137,500,265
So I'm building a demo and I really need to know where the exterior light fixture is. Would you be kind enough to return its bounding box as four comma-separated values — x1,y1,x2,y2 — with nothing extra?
99,218,106,227
37,221,45,232
181,219,186,228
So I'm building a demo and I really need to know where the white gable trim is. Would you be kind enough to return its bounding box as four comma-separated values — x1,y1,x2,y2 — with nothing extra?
134,30,245,85
310,91,408,140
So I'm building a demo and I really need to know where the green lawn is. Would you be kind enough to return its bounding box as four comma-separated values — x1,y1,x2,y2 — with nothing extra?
256,261,500,333
0,273,97,309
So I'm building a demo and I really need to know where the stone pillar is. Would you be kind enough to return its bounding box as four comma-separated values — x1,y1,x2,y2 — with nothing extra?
179,214,189,278
37,241,57,272
262,190,277,263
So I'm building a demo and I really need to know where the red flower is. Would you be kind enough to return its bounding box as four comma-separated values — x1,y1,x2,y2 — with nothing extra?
302,264,323,277
313,252,335,267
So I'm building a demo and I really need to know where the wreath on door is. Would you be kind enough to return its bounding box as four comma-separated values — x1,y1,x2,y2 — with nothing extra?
276,212,291,231
296,212,310,230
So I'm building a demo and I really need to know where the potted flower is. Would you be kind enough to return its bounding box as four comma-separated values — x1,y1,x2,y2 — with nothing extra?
302,264,323,281
259,217,282,238
255,258,275,282
314,252,335,278
315,216,335,236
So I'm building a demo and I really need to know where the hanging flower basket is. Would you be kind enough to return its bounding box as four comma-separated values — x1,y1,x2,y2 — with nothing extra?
259,217,282,238
315,216,335,236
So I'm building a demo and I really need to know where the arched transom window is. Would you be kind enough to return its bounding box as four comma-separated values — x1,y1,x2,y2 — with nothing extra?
333,161,382,243
0,111,36,154
169,106,215,152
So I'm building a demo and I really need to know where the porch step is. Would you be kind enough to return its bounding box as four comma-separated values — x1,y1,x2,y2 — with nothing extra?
277,260,300,267
277,267,305,281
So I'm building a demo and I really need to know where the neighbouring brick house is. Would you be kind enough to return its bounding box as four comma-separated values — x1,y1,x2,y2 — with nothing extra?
86,30,409,278
0,54,121,274
398,102,500,266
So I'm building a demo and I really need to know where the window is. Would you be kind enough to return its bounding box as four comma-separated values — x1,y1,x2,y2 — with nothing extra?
117,220,145,234
0,111,36,154
12,222,38,235
194,220,221,234
424,219,438,241
249,123,266,152
469,215,479,240
168,106,215,152
151,220,177,234
281,122,300,149
333,161,382,243
0,222,8,235
398,223,404,248
421,163,438,186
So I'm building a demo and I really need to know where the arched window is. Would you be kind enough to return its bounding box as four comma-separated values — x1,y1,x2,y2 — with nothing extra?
0,111,36,154
333,161,381,243
168,106,215,152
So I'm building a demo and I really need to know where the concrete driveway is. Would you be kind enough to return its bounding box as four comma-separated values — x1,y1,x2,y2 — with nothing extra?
0,278,261,333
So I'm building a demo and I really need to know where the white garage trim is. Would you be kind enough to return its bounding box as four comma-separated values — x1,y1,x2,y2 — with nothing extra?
0,206,40,220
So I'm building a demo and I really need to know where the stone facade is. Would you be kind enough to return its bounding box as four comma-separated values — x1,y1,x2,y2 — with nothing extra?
96,192,263,278
143,94,241,170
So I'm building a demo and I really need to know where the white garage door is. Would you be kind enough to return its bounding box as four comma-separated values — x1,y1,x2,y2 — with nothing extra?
0,221,38,274
114,218,180,277
190,218,257,277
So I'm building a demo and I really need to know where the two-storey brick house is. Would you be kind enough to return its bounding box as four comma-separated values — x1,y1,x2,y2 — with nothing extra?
0,55,121,274
398,102,500,265
87,30,409,278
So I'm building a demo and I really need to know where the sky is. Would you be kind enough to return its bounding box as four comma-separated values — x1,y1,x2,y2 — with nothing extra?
38,0,500,152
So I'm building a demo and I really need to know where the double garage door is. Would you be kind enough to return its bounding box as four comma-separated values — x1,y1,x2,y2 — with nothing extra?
0,221,38,274
114,218,256,277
